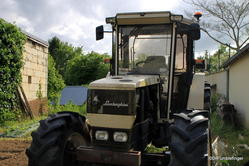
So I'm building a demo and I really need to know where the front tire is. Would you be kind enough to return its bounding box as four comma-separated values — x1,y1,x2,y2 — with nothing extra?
26,111,91,166
169,110,209,166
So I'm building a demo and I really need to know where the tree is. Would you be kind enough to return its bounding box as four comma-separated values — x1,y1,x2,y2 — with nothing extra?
48,37,83,78
48,54,65,103
205,45,232,73
65,52,110,85
187,0,249,51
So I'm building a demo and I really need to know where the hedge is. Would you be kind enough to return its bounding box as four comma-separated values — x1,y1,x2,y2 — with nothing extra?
0,19,26,123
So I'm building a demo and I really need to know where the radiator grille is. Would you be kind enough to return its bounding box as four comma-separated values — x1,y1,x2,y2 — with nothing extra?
87,90,136,115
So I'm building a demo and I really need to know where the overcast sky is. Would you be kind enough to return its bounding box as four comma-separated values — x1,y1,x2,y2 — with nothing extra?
0,0,218,56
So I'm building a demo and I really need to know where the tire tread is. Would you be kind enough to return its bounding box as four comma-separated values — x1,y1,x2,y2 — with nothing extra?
169,110,209,166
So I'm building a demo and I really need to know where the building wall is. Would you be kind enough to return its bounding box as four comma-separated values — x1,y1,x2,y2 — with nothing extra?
188,73,205,109
21,39,48,101
229,54,249,128
206,70,227,97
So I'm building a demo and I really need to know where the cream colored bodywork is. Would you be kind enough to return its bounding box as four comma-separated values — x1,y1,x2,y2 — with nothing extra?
87,113,136,129
115,11,193,25
89,75,160,90
187,73,205,109
116,12,171,25
88,75,159,128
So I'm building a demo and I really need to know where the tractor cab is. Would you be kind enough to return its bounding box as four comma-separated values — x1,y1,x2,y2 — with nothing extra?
92,12,201,121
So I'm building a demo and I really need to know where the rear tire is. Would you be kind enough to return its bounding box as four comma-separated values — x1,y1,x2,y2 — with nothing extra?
26,111,91,166
169,110,209,166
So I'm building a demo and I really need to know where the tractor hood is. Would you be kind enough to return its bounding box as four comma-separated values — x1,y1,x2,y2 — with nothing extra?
89,75,160,90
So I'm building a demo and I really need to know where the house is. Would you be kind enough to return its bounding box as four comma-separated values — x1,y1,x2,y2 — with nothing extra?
21,31,48,116
206,43,249,128
222,43,249,128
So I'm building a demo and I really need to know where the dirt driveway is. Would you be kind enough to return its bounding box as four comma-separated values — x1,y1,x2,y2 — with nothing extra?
0,139,30,166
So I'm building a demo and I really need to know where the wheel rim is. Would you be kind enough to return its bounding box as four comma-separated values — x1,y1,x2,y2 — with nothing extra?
63,132,87,166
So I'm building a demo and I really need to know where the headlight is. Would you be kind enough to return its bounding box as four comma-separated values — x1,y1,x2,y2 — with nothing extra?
113,132,128,142
95,130,108,141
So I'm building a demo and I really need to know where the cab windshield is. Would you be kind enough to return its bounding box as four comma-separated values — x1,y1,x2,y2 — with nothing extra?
118,24,172,76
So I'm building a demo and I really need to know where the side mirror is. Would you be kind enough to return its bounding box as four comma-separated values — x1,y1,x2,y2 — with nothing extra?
96,25,104,40
195,59,205,70
189,23,200,40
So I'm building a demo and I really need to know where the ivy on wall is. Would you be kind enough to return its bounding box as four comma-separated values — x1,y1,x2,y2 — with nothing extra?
0,19,26,123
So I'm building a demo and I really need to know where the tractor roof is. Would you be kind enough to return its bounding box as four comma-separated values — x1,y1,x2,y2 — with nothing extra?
106,11,194,25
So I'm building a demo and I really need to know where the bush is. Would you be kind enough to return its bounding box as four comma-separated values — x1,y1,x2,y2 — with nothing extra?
48,103,86,115
210,93,249,166
65,52,109,85
211,93,221,112
211,112,249,166
0,19,26,124
48,54,65,103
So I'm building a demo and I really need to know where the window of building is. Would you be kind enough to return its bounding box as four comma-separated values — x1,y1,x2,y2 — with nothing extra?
31,41,36,48
28,76,32,84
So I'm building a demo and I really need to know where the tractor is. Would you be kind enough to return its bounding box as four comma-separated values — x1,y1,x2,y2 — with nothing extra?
26,11,210,166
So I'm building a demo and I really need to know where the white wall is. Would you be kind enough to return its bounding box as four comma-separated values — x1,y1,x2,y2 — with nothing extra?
188,73,204,109
206,71,227,97
205,54,249,129
229,54,249,128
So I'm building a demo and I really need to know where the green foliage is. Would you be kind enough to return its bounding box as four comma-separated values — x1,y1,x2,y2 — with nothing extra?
145,144,168,153
0,19,26,124
210,94,249,165
48,103,86,115
0,116,46,138
65,52,110,85
48,54,65,103
0,103,86,138
211,111,249,166
211,93,221,112
208,45,228,72
36,81,43,99
48,36,110,86
48,37,83,78
202,45,235,73
0,109,22,124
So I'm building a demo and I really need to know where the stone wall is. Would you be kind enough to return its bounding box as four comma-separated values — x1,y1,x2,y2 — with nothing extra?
21,38,48,115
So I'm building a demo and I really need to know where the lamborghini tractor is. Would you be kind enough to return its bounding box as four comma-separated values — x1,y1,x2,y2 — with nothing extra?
26,11,210,166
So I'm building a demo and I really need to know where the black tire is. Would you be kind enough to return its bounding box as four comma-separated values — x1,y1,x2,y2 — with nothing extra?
169,110,209,166
26,111,91,166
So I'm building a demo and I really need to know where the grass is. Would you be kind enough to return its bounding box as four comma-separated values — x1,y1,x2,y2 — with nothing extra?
0,103,87,138
210,97,249,166
0,115,47,138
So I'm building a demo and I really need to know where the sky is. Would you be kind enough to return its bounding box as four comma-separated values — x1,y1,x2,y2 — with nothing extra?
0,0,218,56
